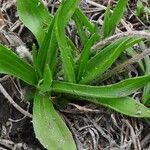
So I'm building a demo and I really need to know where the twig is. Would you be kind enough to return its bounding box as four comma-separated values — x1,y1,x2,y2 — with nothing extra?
0,83,32,118
62,114,85,150
85,0,106,10
123,120,141,150
141,133,150,148
0,139,14,150
0,75,10,82
92,31,150,50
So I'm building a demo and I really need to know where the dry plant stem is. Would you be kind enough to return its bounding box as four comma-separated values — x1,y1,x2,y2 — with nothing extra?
141,133,150,148
0,83,32,118
0,75,10,82
99,48,150,82
62,114,84,150
92,31,150,50
0,139,14,150
85,0,106,10
124,120,139,150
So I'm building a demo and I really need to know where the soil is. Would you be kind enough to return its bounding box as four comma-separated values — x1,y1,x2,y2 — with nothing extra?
0,0,150,150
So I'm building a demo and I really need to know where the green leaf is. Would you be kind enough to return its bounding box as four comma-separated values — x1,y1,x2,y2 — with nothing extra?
103,0,128,37
38,65,52,93
73,8,99,45
74,8,96,34
36,17,57,76
0,44,37,85
143,63,150,104
77,34,98,81
126,37,144,49
17,0,52,46
55,0,80,83
109,0,128,36
33,92,77,150
89,97,150,118
80,38,131,84
140,41,150,104
31,44,38,69
89,37,143,73
126,46,145,73
52,75,150,98
87,38,125,73
136,0,145,17
103,4,111,38
73,14,88,45
67,37,79,57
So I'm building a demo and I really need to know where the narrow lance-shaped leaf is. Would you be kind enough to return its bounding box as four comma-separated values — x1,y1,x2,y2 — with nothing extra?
32,44,38,69
85,37,143,84
136,0,145,17
103,4,111,38
87,38,126,72
73,8,99,45
77,34,98,81
126,47,145,73
17,0,52,46
126,37,144,49
38,65,52,93
33,92,77,150
90,37,145,83
52,75,150,98
55,0,80,83
67,37,79,57
73,14,88,45
80,38,131,84
0,44,37,85
140,41,150,104
109,0,128,36
143,76,150,103
74,8,96,34
88,97,150,118
89,37,143,71
143,74,150,104
36,17,57,76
